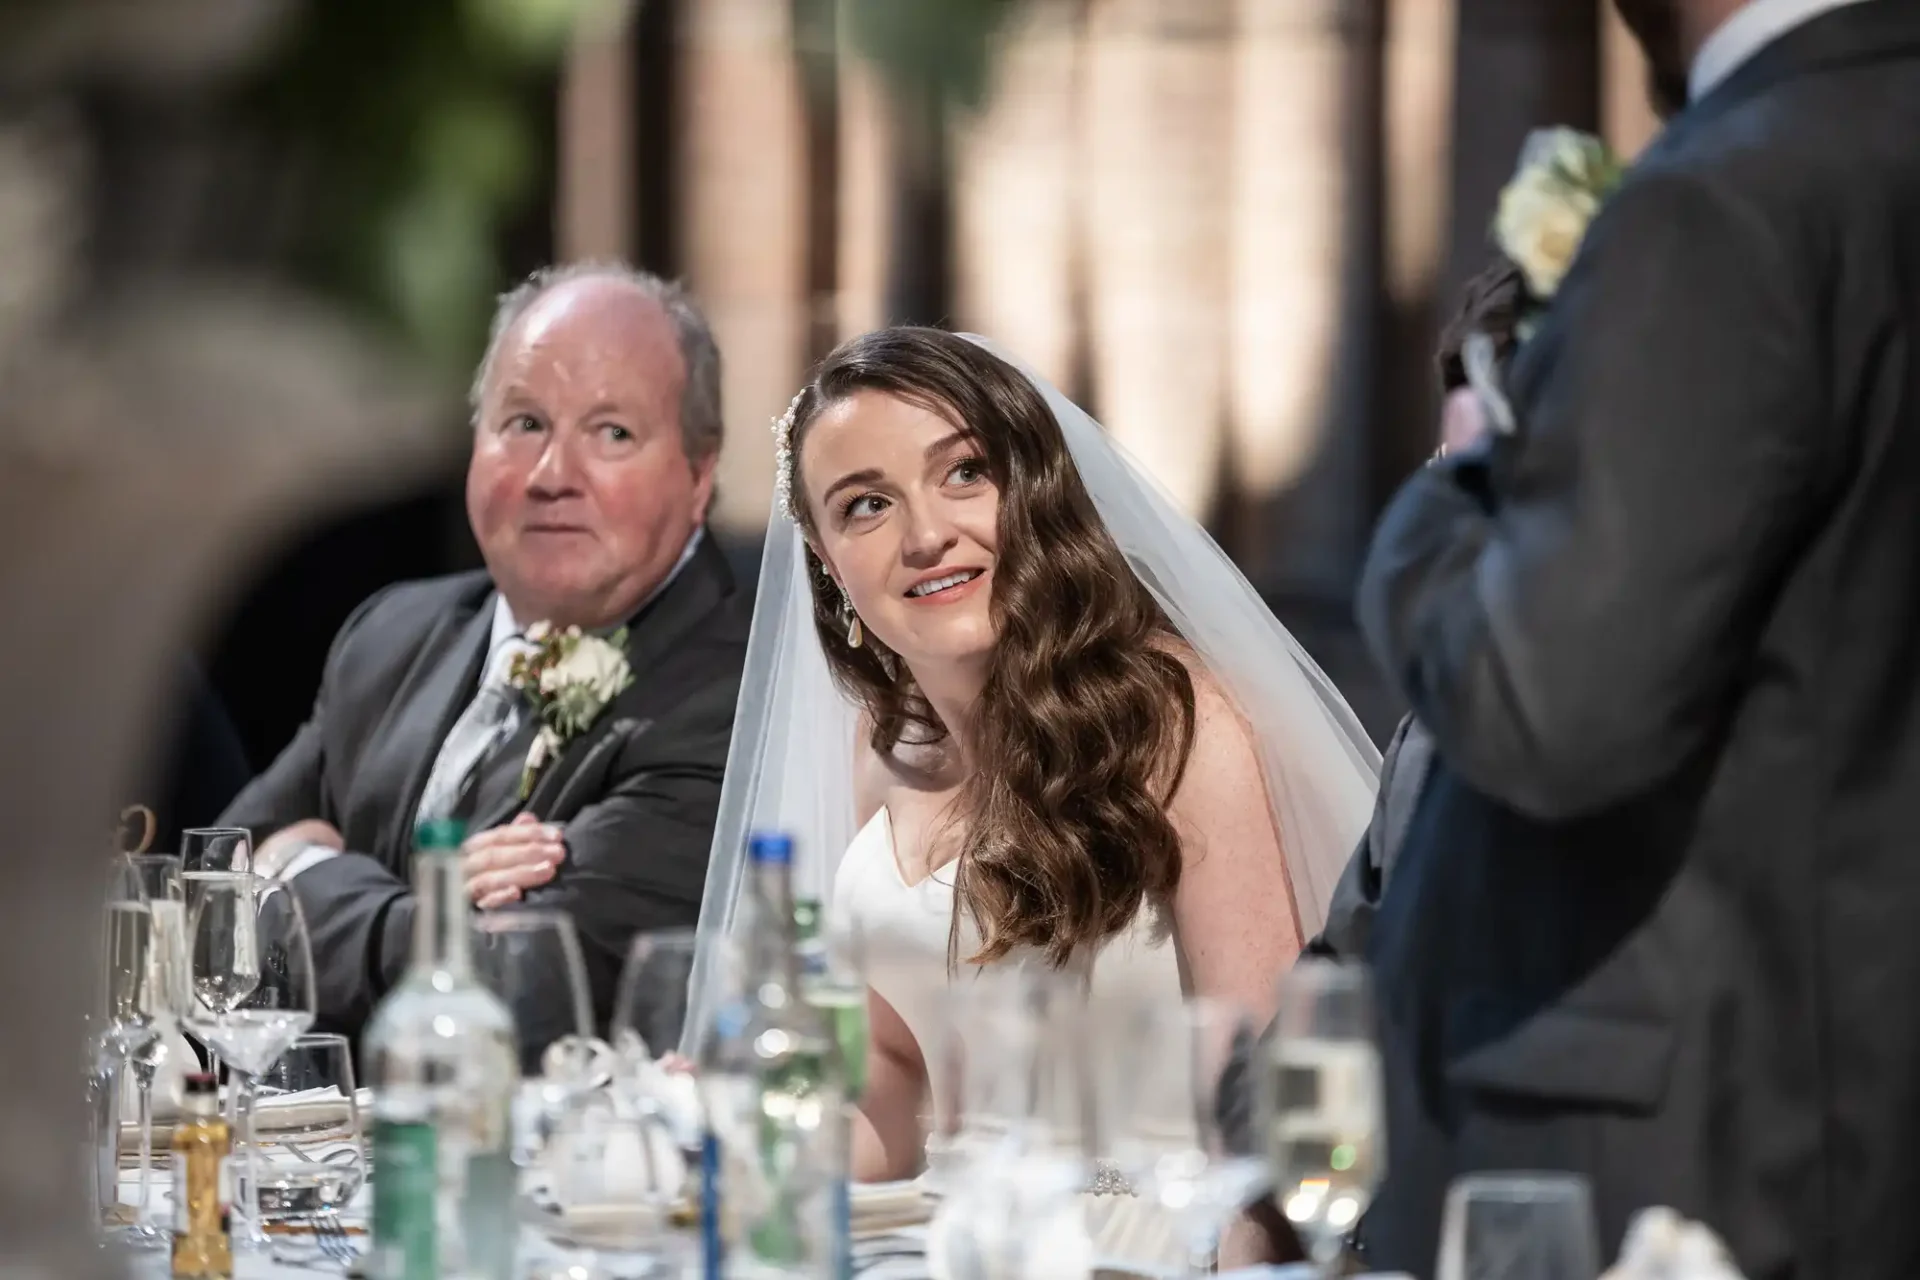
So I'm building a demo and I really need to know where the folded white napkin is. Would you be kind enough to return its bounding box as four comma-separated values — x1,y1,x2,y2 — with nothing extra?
120,1084,368,1154
1601,1208,1747,1280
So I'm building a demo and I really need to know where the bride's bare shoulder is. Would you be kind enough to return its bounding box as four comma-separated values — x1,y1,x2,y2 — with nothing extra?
1150,637,1258,755
1151,639,1271,814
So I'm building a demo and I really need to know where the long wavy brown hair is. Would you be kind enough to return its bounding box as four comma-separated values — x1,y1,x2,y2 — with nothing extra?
786,327,1197,967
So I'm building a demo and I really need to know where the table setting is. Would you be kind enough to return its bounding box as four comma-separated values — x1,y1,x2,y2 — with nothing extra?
87,832,1751,1280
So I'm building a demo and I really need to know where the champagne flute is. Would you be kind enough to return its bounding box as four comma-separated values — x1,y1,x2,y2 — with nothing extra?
123,854,187,1248
183,873,317,1252
1436,1173,1602,1280
1268,958,1384,1271
98,857,158,1241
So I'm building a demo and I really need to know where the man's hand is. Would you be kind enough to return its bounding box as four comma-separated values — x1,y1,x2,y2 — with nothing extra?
463,812,567,910
254,819,344,877
1440,385,1492,455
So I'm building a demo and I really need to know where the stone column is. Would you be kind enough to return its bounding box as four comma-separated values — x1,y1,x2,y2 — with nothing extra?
678,0,810,533
1373,0,1457,496
951,0,1083,390
834,29,893,341
1080,0,1234,519
556,0,637,262
1227,0,1384,594
1442,0,1600,306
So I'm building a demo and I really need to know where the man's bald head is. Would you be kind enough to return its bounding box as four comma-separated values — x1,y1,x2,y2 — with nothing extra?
473,263,723,463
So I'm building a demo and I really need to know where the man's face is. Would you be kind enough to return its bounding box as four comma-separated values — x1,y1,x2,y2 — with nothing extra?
1613,0,1694,118
467,278,715,630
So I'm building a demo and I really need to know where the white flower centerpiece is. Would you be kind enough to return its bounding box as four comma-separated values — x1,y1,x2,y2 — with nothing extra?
506,622,635,797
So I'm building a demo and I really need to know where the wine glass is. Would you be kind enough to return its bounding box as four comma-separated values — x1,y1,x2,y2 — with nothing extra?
611,928,698,1062
253,1033,365,1261
1268,958,1385,1271
122,854,188,1248
609,929,703,1155
470,908,599,1075
1108,997,1271,1278
183,873,317,1252
179,826,250,1125
1436,1173,1603,1280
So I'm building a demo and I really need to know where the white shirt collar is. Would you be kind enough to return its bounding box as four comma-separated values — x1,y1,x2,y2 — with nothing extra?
488,526,706,672
1690,0,1872,101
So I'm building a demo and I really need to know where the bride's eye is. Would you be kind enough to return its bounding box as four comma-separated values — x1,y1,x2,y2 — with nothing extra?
947,457,988,487
841,492,887,520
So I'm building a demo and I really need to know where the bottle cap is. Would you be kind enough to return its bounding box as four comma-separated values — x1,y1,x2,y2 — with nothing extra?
183,1072,216,1095
749,832,793,865
414,818,467,851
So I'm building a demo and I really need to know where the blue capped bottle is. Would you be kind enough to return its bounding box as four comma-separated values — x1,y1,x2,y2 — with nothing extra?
696,832,851,1277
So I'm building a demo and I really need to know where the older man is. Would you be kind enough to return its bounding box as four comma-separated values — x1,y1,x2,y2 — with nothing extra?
221,265,749,1050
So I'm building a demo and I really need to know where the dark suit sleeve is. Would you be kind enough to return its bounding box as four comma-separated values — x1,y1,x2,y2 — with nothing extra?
322,671,737,1050
1357,171,1825,821
219,588,395,837
512,674,735,1040
1308,713,1419,959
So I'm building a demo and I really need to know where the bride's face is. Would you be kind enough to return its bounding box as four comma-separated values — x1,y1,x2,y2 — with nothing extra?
800,389,1000,667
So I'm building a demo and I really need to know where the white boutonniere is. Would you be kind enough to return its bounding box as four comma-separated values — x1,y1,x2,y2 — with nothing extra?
1494,127,1625,314
506,622,635,798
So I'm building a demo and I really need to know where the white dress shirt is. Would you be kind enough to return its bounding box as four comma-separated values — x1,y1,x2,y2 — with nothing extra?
1690,0,1874,101
270,527,707,881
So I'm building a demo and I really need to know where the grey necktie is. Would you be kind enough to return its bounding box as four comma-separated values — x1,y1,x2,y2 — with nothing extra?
416,636,532,828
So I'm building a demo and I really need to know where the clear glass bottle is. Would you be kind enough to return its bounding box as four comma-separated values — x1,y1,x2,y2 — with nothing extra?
698,834,850,1278
364,818,519,1280
170,1072,231,1279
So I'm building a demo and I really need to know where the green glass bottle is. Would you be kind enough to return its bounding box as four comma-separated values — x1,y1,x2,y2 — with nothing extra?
364,819,519,1280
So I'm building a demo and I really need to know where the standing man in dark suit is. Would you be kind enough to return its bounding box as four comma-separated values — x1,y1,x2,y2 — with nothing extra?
1355,3,1920,1278
221,264,750,1055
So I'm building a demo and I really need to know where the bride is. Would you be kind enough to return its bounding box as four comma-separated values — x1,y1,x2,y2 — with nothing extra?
687,326,1378,1269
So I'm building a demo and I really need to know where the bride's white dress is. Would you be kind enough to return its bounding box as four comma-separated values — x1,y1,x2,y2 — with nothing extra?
834,806,1189,1271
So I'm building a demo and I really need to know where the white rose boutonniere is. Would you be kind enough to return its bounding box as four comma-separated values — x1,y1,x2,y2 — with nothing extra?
1494,127,1625,306
507,622,635,798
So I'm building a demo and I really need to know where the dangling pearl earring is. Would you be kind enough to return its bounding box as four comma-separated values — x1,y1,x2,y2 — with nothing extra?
840,586,863,649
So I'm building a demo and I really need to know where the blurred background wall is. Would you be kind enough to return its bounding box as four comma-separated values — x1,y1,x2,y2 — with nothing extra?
194,0,1665,763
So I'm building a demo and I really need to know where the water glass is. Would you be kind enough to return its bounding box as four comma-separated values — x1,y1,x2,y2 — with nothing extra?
252,1033,365,1257
1108,997,1270,1277
1268,958,1384,1268
180,827,251,875
1436,1173,1602,1280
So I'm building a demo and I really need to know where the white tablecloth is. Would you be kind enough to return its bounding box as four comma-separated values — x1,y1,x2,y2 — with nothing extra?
115,1166,1338,1279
